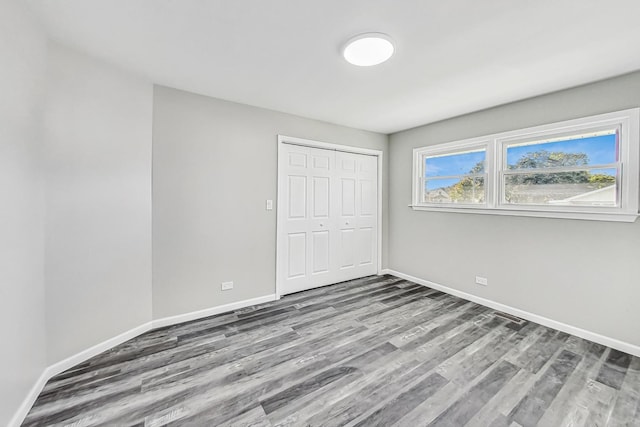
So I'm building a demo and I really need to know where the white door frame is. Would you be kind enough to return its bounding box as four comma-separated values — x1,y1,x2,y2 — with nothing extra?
276,135,384,299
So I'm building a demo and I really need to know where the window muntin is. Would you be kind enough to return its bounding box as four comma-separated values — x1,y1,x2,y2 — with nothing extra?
501,129,620,207
411,108,640,222
422,148,486,205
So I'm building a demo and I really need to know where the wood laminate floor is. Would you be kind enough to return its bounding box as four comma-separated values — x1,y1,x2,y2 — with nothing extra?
23,275,640,426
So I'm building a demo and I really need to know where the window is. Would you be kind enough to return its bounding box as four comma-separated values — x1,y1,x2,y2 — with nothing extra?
501,129,619,207
420,145,487,205
412,109,640,222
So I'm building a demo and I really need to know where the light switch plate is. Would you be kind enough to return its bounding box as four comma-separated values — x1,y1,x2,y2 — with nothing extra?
266,200,273,210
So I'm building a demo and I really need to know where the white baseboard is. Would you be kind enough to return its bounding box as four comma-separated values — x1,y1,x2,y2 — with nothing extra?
8,294,277,427
47,321,154,379
381,269,640,358
8,321,153,427
8,370,50,427
151,294,277,329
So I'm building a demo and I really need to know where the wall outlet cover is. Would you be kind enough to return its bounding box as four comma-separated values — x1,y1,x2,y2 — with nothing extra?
475,276,488,286
221,281,234,291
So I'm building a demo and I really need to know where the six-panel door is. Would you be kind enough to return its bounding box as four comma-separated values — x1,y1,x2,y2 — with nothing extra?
334,151,378,283
279,143,378,295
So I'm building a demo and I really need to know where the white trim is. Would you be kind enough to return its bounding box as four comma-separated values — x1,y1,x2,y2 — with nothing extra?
381,269,640,358
407,204,639,222
8,371,51,427
46,322,154,378
411,108,640,222
8,294,277,427
151,294,277,329
276,135,384,299
8,321,153,427
413,138,492,209
278,135,383,156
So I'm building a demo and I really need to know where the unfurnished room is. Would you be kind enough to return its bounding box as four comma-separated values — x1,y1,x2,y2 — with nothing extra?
2,0,640,426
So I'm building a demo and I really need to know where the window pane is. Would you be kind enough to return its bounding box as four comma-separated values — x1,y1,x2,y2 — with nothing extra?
425,149,485,178
506,130,618,170
425,177,485,204
504,168,617,206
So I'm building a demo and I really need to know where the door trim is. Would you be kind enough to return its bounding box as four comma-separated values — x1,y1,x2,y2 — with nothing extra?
276,135,383,299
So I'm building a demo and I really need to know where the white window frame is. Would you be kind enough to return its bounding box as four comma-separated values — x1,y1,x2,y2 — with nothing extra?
411,108,640,222
413,139,492,209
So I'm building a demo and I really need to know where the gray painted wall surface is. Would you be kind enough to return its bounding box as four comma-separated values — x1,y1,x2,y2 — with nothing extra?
389,71,640,348
44,43,153,364
152,86,388,318
0,0,47,424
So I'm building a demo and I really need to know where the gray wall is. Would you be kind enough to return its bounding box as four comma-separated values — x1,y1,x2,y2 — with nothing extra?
389,71,640,348
44,43,153,364
152,86,389,318
0,0,47,424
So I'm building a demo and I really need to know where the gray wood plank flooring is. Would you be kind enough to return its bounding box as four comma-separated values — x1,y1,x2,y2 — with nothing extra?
23,275,640,426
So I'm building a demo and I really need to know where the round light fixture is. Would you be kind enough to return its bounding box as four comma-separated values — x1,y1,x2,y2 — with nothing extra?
342,33,394,66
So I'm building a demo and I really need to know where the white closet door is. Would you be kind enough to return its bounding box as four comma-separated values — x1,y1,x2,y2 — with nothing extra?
280,144,335,294
279,143,378,295
334,151,378,282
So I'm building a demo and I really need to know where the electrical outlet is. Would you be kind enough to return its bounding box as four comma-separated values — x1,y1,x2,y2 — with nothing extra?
266,200,273,210
221,281,234,291
475,276,488,286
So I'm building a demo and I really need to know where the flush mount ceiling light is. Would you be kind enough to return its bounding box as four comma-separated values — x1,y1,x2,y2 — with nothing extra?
342,33,395,66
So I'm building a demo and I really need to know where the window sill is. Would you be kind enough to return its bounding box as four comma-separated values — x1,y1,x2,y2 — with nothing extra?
408,204,639,223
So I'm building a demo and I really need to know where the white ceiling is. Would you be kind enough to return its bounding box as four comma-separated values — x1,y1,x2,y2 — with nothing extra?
26,0,640,134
